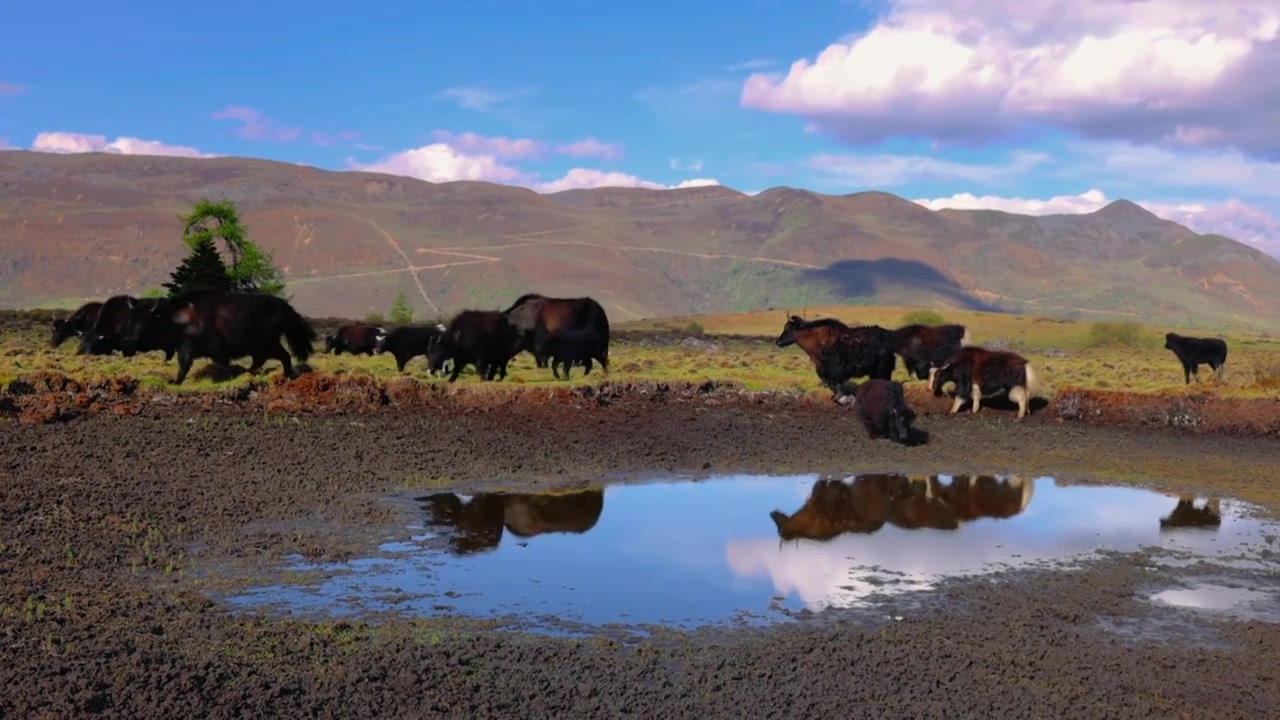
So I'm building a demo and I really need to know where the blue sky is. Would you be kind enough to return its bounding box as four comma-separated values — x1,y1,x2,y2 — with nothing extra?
3,0,1279,256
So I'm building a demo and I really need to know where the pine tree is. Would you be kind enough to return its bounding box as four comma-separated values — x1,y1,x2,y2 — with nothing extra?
163,236,233,296
389,292,415,325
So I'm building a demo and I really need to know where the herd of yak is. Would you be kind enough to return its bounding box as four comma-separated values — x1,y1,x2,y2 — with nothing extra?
45,288,1231,445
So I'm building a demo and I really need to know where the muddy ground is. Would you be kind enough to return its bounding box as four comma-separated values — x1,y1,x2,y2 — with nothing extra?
3,381,1280,719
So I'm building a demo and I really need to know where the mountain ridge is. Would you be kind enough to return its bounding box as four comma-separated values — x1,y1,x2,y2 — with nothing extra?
2,149,1278,333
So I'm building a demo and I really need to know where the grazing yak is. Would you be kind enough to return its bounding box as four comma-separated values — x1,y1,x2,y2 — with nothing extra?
775,315,896,402
536,328,610,380
841,378,918,445
122,290,316,385
888,323,971,382
78,295,178,361
426,310,521,382
1163,332,1228,384
375,324,450,374
50,301,103,350
325,323,385,356
930,346,1040,419
503,293,611,369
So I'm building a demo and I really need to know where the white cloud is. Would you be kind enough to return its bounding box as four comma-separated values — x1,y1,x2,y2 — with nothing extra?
354,143,530,184
534,169,719,194
1064,141,1280,197
915,188,1280,256
808,149,1047,186
741,0,1280,157
350,133,719,194
727,58,776,72
31,131,215,158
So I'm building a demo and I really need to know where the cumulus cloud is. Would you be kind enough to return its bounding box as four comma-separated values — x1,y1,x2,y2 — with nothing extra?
354,143,530,184
0,82,25,97
30,131,216,158
351,132,719,194
808,149,1047,186
915,188,1280,256
212,106,302,143
534,169,718,194
352,131,712,194
741,0,1280,157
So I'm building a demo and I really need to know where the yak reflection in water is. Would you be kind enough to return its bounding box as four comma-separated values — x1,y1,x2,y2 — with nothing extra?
1160,496,1222,531
420,489,605,554
768,474,1035,541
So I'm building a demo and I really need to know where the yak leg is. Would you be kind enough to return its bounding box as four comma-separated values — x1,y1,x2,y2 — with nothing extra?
173,343,195,386
1010,385,1029,419
949,384,966,414
268,340,297,378
970,382,983,414
581,357,593,377
447,358,464,382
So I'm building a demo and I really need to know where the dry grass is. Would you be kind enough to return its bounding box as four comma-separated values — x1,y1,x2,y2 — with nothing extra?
2,304,1277,400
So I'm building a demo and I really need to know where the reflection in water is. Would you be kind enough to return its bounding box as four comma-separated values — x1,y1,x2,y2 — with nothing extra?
421,490,605,554
1159,496,1222,531
224,474,1278,632
769,474,1033,540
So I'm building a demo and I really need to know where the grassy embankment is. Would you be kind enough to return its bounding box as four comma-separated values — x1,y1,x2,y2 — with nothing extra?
2,305,1277,400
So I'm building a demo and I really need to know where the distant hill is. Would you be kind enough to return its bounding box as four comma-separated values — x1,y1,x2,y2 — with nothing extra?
2,150,1278,333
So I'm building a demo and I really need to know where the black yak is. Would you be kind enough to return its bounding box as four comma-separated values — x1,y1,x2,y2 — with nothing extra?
375,324,447,373
841,378,918,445
888,323,971,382
50,301,103,350
124,290,316,384
1163,332,1228,384
426,310,521,382
78,295,177,361
536,328,610,380
774,315,896,402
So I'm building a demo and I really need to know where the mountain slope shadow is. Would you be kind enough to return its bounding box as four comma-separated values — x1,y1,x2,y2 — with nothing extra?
802,258,1002,312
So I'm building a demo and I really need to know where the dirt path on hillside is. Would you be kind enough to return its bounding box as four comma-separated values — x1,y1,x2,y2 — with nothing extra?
3,400,1279,719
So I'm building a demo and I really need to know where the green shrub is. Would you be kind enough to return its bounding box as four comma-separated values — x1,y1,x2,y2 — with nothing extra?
900,309,946,326
1085,321,1142,348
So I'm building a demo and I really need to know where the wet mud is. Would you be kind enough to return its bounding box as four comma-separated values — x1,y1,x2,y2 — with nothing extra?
4,384,1280,718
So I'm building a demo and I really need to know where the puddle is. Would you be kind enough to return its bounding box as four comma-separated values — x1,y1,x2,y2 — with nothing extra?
221,474,1279,633
1148,581,1280,622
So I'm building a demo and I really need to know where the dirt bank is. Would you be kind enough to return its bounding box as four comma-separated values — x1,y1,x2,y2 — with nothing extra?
3,395,1279,718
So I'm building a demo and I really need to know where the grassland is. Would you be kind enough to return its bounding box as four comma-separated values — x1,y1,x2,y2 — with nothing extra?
3,305,1277,401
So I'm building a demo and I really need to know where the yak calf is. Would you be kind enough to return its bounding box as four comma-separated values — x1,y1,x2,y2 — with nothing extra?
840,379,918,445
537,328,610,380
1163,332,1228,385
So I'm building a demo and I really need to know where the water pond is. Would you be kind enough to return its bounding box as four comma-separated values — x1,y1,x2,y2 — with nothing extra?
223,473,1278,633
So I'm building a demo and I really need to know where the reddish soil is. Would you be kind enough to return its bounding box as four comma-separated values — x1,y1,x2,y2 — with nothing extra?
3,382,1280,718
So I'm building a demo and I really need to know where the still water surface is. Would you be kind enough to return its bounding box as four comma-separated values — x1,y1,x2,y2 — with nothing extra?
224,474,1275,631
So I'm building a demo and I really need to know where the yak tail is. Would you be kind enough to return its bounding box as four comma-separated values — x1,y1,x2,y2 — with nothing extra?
1023,362,1040,398
281,304,318,362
